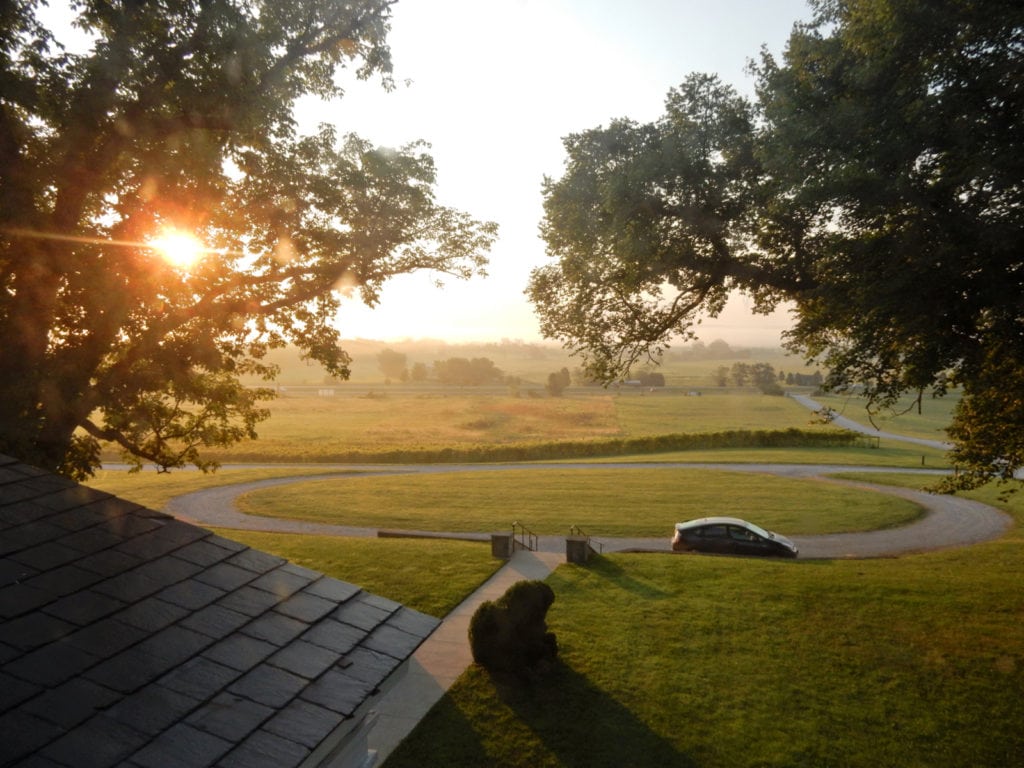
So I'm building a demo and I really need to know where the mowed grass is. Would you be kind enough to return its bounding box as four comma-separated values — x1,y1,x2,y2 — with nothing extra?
84,466,358,511
611,389,823,433
383,483,1024,768
204,529,499,618
235,468,924,537
813,390,960,443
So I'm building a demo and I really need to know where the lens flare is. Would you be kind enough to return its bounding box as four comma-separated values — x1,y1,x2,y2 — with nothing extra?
149,229,205,269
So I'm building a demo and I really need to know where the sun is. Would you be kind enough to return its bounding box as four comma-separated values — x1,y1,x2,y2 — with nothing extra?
149,229,205,269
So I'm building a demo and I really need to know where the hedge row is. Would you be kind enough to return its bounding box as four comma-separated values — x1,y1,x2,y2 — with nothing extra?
225,428,873,465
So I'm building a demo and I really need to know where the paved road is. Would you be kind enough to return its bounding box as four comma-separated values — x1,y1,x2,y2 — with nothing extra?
164,462,1013,560
788,392,954,450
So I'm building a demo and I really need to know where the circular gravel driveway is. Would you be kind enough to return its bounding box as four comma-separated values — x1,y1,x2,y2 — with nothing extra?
164,462,1013,560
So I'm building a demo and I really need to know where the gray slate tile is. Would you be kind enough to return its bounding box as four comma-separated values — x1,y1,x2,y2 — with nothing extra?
0,555,37,586
226,548,285,575
0,611,76,652
0,670,42,711
65,618,148,658
193,561,254,592
173,538,239,568
216,728,310,768
304,576,360,604
158,656,242,701
21,677,121,730
274,590,336,624
104,683,201,737
76,547,142,578
86,625,211,693
364,623,424,660
332,596,393,632
248,568,313,600
24,563,104,600
216,585,280,618
0,583,52,620
40,713,149,768
332,645,401,687
262,698,344,750
301,618,366,655
180,603,252,641
4,638,100,687
240,611,306,647
299,668,374,717
157,577,226,611
187,692,274,742
388,606,441,637
115,596,190,633
0,522,66,558
203,634,277,672
42,589,125,626
267,640,340,680
228,664,307,709
0,709,65,764
9,541,81,571
129,722,234,768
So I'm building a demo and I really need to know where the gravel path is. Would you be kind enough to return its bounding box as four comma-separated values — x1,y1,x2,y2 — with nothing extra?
163,462,1013,560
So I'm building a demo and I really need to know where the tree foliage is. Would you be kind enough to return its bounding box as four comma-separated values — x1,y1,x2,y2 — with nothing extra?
529,0,1023,488
545,367,571,396
0,0,497,477
376,347,408,380
433,357,504,387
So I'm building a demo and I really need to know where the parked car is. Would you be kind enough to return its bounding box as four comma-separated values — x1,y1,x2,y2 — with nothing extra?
671,516,798,558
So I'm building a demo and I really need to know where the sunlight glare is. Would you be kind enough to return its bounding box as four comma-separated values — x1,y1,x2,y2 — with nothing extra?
149,229,205,269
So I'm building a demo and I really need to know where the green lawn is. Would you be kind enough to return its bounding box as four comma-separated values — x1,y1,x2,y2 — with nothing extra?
383,481,1024,768
85,466,357,511
812,390,959,443
234,468,925,537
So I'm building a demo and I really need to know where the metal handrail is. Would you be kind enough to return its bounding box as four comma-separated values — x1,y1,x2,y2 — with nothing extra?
511,520,538,552
568,524,604,554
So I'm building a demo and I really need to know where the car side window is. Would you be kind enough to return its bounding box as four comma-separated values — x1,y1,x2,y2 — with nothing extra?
729,526,757,541
702,525,728,538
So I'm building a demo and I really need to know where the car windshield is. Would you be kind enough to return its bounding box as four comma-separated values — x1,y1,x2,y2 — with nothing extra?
745,521,774,539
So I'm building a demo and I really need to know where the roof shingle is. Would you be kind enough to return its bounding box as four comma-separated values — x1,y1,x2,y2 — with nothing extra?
0,455,439,768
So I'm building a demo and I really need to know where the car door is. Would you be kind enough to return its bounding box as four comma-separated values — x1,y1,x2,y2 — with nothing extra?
728,525,770,556
698,524,732,554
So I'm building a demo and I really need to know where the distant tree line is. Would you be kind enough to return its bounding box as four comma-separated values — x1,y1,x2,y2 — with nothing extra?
376,349,506,386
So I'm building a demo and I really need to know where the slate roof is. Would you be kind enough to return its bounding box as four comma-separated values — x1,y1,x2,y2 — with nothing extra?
0,454,440,768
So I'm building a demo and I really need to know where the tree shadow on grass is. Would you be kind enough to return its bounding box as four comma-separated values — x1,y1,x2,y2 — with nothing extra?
383,660,692,768
490,660,694,768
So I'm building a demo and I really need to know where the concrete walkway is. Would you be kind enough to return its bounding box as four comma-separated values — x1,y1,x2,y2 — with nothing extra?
367,547,563,765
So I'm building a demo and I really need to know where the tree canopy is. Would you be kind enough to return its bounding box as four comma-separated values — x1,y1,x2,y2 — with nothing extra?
433,357,505,387
528,0,1023,488
0,0,497,477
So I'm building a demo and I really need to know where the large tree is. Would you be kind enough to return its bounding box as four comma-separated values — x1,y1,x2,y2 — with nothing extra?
0,0,497,477
528,0,1023,488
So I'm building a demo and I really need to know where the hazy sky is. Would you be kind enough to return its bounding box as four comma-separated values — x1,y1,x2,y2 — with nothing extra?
45,0,816,346
310,0,816,346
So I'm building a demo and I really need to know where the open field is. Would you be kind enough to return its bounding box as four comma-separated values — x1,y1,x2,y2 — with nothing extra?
384,480,1024,768
234,468,924,537
812,390,960,443
98,385,945,466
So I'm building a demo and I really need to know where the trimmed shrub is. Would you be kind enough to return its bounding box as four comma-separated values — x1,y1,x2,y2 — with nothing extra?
469,580,558,677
